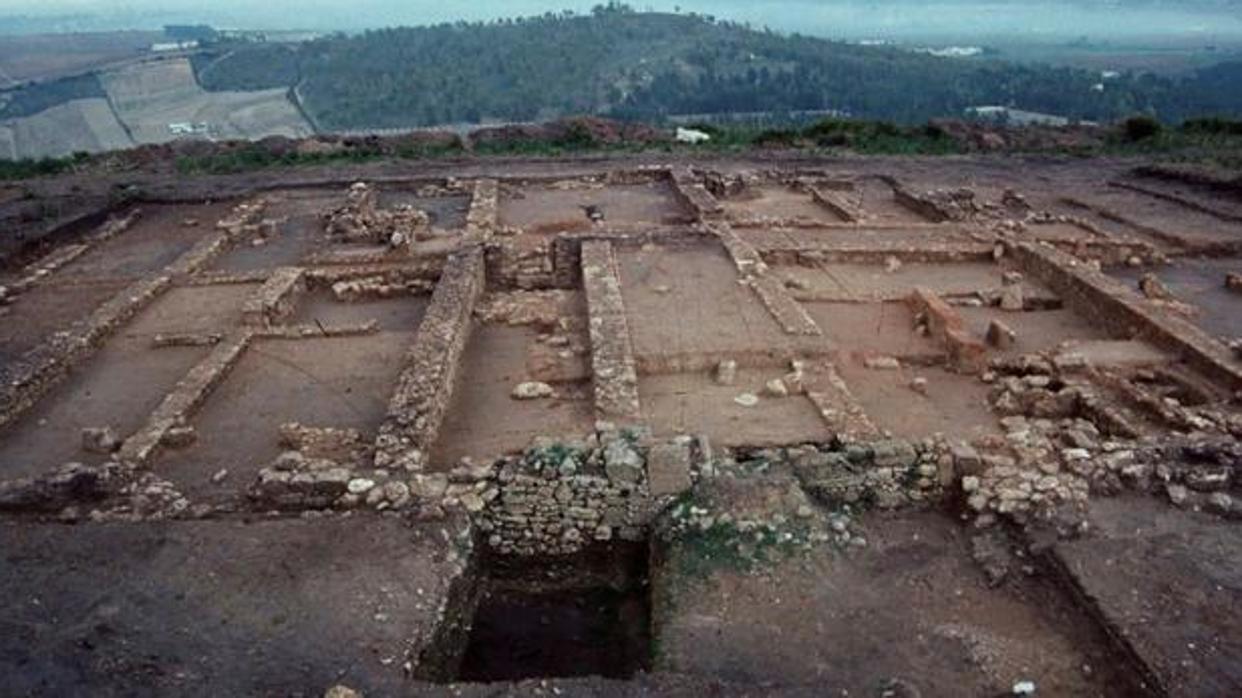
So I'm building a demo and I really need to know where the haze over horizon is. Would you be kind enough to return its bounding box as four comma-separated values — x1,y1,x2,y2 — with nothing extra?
5,0,1242,41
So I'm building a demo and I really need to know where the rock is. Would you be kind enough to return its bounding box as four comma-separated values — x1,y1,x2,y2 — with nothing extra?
1206,492,1234,516
733,392,760,408
764,378,789,398
81,427,120,454
210,468,229,484
1227,273,1242,294
1185,465,1231,492
459,492,485,513
325,686,362,698
603,438,644,484
714,360,738,386
161,425,198,448
1012,680,1037,696
999,284,1024,311
865,356,901,371
1139,272,1173,300
410,474,448,500
962,476,981,493
511,381,554,400
986,319,1017,349
885,256,903,273
909,377,929,395
347,478,376,495
879,678,922,698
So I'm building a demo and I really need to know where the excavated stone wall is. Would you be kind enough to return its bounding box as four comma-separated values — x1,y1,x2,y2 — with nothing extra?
1012,242,1242,391
581,240,643,424
374,247,486,472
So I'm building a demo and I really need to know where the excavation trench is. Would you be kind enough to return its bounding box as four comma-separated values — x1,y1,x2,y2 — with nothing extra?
418,540,653,683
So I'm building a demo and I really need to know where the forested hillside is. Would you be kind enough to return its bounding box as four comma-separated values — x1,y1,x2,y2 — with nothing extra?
189,3,1241,130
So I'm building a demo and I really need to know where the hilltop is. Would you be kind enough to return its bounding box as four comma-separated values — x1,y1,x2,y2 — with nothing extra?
189,5,1242,131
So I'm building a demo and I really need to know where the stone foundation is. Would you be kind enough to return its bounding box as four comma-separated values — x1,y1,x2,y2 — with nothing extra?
241,267,306,328
907,287,987,373
581,240,643,424
1011,242,1242,391
374,247,485,472
118,330,254,467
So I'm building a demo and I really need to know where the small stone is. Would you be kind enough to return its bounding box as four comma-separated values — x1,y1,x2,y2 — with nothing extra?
714,360,738,386
81,427,120,454
909,377,929,395
210,468,229,484
1127,255,1144,268
1206,492,1234,516
603,438,644,483
986,319,1017,349
459,492,485,512
999,284,1024,311
512,381,555,400
885,256,903,273
324,686,362,698
161,425,198,448
1012,680,1037,696
347,478,376,495
734,392,760,408
764,378,789,398
962,476,980,493
1227,273,1242,293
1139,272,1172,300
865,356,901,371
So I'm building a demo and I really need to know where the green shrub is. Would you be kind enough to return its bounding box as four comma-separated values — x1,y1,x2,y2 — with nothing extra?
1181,117,1242,136
1121,115,1163,142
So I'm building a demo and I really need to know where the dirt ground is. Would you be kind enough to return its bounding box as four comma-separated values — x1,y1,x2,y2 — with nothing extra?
654,509,1138,696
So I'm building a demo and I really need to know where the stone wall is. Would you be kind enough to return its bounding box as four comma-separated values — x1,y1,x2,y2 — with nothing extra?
669,166,723,221
465,179,499,237
0,200,264,431
118,330,254,467
711,223,823,336
907,287,987,373
1012,242,1242,391
373,246,485,472
241,267,305,328
808,186,860,222
581,240,643,424
479,435,656,555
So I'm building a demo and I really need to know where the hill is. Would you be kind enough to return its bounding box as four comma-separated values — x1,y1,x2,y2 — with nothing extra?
186,4,1242,131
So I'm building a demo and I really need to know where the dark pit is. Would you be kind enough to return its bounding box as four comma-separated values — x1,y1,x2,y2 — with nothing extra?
456,542,652,682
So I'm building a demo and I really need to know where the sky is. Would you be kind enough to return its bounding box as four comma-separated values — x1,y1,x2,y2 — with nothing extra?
4,0,1242,40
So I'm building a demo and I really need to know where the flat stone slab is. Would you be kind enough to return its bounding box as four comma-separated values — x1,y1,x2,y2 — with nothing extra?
0,515,470,696
1051,496,1242,697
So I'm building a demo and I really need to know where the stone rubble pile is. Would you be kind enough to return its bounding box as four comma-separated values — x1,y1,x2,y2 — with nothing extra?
323,182,431,249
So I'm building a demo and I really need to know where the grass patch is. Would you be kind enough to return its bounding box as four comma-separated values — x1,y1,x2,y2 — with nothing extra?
0,153,90,181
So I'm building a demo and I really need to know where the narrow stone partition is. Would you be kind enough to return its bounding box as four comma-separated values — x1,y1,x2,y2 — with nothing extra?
118,330,255,466
907,287,987,373
374,246,485,471
711,223,823,336
466,179,499,237
581,240,642,424
668,167,723,221
241,267,305,328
